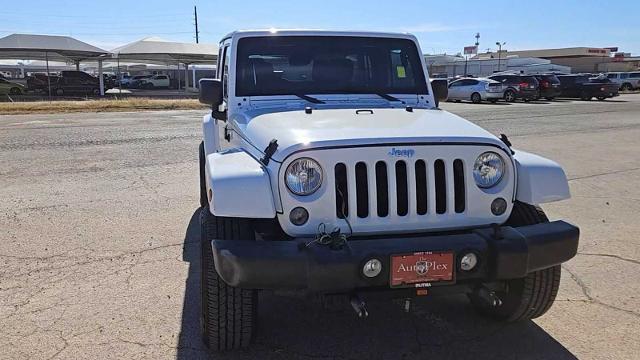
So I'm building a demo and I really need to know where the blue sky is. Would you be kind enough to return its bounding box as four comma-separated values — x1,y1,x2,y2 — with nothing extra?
1,0,638,55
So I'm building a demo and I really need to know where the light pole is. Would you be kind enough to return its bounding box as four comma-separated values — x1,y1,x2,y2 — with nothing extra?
496,42,506,72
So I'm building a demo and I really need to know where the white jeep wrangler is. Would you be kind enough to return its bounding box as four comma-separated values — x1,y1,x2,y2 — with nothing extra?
198,30,579,352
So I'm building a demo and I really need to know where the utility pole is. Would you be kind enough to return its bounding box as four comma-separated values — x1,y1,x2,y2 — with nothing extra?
496,42,506,72
194,6,200,43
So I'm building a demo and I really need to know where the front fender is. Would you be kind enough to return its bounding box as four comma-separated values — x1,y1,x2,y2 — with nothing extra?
206,149,276,218
513,149,570,205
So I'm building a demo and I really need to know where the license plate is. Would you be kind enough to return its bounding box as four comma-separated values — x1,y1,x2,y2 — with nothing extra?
390,252,454,288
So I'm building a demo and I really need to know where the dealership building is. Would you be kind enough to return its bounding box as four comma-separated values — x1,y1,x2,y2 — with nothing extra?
427,46,640,77
482,47,640,73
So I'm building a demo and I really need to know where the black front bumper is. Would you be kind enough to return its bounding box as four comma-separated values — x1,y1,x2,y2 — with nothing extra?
211,221,579,293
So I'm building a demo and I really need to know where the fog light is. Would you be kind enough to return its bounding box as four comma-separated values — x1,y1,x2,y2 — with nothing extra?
289,207,309,226
363,259,383,278
491,198,507,216
460,253,478,271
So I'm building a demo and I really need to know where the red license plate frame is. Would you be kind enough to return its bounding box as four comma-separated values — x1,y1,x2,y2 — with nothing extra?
389,251,455,288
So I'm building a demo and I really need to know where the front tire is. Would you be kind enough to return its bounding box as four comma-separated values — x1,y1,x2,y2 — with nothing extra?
469,202,561,322
9,87,22,95
200,208,257,352
471,92,482,104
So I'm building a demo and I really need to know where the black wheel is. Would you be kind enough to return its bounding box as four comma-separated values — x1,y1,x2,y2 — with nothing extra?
503,89,516,102
92,88,100,96
580,91,592,101
9,87,22,95
199,141,208,208
55,88,64,96
469,202,561,322
200,207,257,352
621,83,633,91
596,96,606,101
471,92,482,104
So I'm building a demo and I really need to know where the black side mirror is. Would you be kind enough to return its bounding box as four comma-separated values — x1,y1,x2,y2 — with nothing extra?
431,79,449,107
199,78,226,120
199,78,223,107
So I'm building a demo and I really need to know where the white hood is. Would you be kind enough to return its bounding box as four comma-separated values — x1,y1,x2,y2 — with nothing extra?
239,108,505,162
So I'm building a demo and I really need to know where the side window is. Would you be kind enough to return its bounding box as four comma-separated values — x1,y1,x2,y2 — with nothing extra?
216,45,224,80
449,81,461,87
222,45,231,99
629,72,640,78
466,79,479,86
607,74,616,79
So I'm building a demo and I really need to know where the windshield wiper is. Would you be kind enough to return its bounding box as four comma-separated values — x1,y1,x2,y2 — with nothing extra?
294,94,325,104
375,93,401,102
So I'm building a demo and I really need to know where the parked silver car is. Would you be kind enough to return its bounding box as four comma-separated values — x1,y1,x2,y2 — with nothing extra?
605,72,640,91
447,78,504,103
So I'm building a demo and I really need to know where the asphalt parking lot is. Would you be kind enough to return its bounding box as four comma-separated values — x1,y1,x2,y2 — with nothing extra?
1,95,639,360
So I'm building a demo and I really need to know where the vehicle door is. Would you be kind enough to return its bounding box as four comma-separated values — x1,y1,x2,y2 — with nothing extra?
79,73,97,93
458,79,478,99
629,72,640,87
557,76,573,96
447,80,465,99
0,78,10,94
62,76,81,93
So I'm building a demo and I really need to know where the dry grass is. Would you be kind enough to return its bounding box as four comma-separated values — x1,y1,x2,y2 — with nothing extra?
0,98,207,115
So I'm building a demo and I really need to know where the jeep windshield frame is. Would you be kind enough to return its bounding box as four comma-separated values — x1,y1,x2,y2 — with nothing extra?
235,36,428,97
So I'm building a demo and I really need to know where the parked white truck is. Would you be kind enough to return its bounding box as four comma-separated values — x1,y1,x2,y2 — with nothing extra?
197,30,579,352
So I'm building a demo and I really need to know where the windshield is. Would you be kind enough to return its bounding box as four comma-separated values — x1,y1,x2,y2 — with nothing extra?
235,36,428,97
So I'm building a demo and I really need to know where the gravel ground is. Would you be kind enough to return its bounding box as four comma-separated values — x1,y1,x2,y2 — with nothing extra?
1,95,639,360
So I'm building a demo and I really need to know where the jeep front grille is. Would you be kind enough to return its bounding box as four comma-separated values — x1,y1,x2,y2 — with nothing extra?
334,158,466,219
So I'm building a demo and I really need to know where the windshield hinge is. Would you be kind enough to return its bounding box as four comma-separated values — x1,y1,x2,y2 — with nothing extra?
260,139,279,165
500,134,515,155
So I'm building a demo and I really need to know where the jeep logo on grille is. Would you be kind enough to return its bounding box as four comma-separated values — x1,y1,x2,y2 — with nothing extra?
388,148,415,158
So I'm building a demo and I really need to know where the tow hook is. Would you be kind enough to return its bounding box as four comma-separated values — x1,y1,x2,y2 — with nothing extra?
350,294,369,318
475,286,503,307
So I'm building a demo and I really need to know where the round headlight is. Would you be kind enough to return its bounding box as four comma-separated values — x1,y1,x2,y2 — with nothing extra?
285,158,323,195
473,152,505,188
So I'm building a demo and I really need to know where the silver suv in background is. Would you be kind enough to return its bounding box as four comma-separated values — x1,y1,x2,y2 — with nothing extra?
447,78,504,103
606,72,640,91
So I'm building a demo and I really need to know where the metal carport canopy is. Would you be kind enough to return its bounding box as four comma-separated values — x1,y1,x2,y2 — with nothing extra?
0,33,110,95
111,37,217,89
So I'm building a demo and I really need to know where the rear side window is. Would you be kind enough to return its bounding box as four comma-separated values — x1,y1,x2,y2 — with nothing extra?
558,76,574,84
629,72,640,78
576,76,590,83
